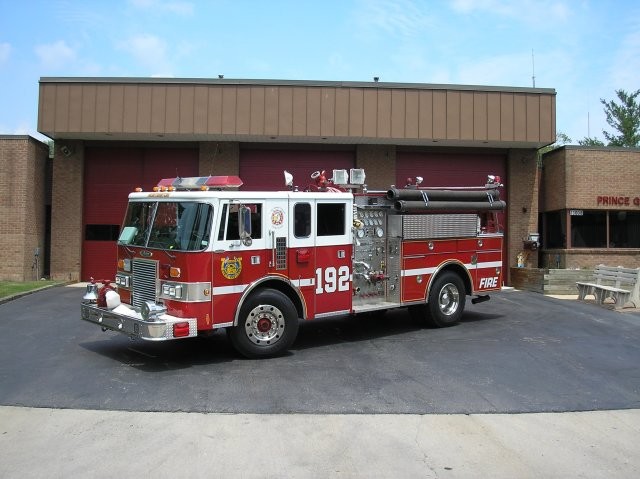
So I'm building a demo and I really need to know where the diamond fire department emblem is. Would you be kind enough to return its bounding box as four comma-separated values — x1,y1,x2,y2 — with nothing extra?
221,256,242,280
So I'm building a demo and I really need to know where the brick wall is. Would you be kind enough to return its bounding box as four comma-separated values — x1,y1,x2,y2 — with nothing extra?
50,141,84,282
564,148,639,209
0,136,49,281
199,141,240,176
510,267,545,293
541,147,566,211
507,149,539,271
542,249,640,269
355,145,396,189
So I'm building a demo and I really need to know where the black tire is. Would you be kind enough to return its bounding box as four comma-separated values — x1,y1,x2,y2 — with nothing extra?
426,271,466,327
228,288,299,358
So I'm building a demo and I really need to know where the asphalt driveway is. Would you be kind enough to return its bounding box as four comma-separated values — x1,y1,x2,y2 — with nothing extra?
1,285,639,414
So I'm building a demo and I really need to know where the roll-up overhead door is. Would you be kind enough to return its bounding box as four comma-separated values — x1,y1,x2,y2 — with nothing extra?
397,151,508,268
239,149,355,191
81,147,198,281
396,152,506,189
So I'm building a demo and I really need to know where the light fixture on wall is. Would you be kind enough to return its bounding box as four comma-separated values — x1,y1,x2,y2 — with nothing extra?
60,144,73,157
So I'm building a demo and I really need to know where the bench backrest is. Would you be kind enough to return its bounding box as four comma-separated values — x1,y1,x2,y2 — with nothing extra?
594,265,640,287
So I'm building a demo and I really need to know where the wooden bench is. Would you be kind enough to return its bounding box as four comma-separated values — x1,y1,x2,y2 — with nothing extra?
576,265,640,309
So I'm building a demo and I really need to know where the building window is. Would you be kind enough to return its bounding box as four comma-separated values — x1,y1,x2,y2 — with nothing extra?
609,211,640,248
544,211,566,248
544,209,640,249
571,211,606,248
85,224,120,241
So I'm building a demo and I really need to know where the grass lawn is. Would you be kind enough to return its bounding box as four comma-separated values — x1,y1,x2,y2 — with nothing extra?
0,280,61,300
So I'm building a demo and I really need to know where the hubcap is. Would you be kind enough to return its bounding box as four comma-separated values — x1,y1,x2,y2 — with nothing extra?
438,283,460,316
244,304,285,345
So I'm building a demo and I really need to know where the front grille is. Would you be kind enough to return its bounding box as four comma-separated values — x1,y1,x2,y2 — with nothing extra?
132,259,158,308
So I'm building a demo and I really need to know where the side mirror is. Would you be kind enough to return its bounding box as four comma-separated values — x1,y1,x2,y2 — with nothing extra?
238,205,252,246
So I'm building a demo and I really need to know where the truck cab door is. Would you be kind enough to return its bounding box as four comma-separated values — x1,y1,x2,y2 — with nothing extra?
212,201,267,325
313,199,353,316
288,200,316,317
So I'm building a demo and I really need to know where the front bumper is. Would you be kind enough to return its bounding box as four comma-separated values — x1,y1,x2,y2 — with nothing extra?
81,303,198,341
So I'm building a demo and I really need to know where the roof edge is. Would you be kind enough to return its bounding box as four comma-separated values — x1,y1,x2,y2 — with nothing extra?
561,145,640,152
0,134,49,146
39,76,556,95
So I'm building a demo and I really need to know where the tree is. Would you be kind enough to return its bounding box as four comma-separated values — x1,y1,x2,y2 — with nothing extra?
578,137,605,146
600,89,640,147
537,132,571,166
539,131,571,155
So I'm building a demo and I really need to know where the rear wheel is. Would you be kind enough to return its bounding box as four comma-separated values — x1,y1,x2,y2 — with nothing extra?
427,271,466,327
409,271,466,328
228,289,299,358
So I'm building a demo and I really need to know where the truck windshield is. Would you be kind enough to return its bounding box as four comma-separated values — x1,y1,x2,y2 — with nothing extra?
118,201,213,251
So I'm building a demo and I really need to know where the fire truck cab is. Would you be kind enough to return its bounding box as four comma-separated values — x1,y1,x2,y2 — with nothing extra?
81,169,505,358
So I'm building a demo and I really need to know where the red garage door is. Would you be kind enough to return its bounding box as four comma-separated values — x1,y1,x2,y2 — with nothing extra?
397,151,508,267
82,147,198,281
396,151,506,189
240,149,355,191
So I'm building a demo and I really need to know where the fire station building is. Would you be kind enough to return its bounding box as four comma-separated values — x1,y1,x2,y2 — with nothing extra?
34,77,555,282
540,146,640,269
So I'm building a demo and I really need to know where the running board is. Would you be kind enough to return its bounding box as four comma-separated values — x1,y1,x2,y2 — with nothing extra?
471,295,490,304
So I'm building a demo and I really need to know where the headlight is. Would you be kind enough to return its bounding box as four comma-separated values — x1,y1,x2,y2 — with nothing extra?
141,301,167,321
161,282,183,299
115,273,131,288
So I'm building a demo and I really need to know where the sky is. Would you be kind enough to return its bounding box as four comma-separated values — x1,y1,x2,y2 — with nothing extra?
1,0,639,144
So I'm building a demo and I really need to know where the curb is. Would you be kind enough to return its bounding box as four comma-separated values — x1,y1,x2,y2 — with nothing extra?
0,282,68,306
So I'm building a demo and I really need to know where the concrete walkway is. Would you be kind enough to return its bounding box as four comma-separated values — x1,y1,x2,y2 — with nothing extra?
1,406,639,478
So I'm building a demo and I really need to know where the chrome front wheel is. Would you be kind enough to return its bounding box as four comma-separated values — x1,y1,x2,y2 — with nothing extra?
229,288,299,358
244,304,286,346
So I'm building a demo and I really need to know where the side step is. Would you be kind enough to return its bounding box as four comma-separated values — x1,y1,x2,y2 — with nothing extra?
471,295,490,304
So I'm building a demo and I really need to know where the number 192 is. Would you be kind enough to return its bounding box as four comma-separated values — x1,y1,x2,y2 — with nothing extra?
315,266,350,294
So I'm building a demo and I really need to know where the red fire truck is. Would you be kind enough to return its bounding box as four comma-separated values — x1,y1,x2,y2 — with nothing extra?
81,168,505,358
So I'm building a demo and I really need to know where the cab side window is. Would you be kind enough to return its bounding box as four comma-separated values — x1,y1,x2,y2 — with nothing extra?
294,203,311,238
220,203,262,240
317,203,345,236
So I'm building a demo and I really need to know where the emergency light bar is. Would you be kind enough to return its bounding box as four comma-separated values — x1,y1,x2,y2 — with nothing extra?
155,175,243,191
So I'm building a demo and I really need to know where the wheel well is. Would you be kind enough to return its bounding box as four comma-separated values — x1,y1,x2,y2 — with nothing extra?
433,263,472,296
246,279,305,319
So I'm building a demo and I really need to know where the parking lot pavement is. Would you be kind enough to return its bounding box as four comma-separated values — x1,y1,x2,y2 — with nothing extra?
3,285,640,415
2,285,640,476
1,406,639,478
